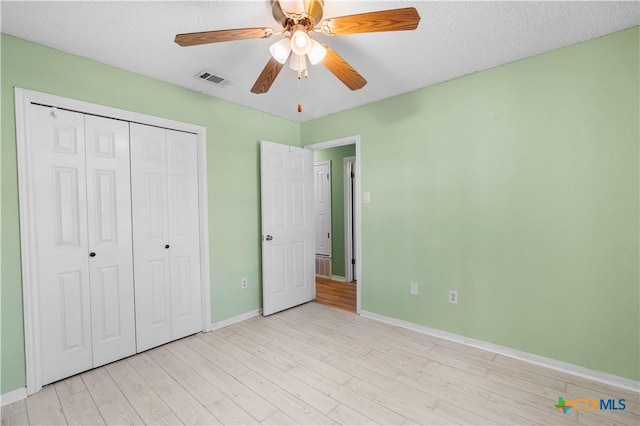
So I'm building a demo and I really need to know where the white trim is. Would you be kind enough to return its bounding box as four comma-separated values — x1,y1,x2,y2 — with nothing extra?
0,388,27,407
197,127,212,333
210,309,262,331
343,156,356,283
305,136,361,314
14,88,212,395
331,275,346,282
360,310,640,393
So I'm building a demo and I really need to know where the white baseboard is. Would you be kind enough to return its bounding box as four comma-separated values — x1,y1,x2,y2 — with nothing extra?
360,310,640,393
331,275,346,282
210,308,262,331
1,387,27,407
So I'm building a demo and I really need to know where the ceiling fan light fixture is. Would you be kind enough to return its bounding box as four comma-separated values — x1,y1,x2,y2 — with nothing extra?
290,29,312,55
307,39,327,65
269,38,291,64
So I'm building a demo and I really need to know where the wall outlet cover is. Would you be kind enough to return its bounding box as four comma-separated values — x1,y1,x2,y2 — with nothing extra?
449,290,458,304
241,278,248,288
410,282,419,296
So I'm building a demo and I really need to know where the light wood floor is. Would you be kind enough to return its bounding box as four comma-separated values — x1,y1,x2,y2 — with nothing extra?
315,277,357,313
2,302,638,425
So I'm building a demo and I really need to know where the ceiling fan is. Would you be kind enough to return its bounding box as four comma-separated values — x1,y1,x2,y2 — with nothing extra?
175,0,420,95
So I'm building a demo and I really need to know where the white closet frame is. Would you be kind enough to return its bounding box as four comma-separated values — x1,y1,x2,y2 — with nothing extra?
14,88,212,395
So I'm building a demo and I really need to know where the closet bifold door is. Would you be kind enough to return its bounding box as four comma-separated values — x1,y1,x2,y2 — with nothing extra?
167,129,202,339
130,124,202,352
130,123,172,352
29,105,93,385
84,115,136,367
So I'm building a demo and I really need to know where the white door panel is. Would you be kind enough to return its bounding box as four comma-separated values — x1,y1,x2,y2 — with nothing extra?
130,123,172,352
166,130,201,339
261,141,315,316
85,115,136,367
314,162,331,256
29,104,93,385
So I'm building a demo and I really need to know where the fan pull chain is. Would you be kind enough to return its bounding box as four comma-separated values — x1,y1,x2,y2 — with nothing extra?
297,69,303,113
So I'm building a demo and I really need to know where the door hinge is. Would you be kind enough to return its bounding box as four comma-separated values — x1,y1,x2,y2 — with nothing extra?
352,259,356,265
327,233,330,238
327,173,329,180
351,171,355,179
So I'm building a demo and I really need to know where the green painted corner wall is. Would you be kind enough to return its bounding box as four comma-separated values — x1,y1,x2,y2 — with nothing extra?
314,145,356,277
302,27,640,381
0,34,300,394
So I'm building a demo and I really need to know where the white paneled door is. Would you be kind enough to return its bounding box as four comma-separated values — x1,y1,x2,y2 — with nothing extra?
29,107,137,384
260,141,315,316
166,129,202,339
130,124,172,352
130,123,201,352
29,105,93,385
314,161,331,256
84,115,136,367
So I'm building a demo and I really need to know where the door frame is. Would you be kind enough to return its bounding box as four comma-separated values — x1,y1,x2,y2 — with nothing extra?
305,136,362,313
343,156,356,283
14,88,212,395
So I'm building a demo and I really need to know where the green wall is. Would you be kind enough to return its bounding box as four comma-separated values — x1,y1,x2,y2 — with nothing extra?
314,145,356,278
0,34,300,394
302,27,640,381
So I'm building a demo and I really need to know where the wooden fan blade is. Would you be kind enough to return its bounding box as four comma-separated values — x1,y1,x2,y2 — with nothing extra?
320,7,420,36
322,45,367,91
175,28,273,47
251,57,286,94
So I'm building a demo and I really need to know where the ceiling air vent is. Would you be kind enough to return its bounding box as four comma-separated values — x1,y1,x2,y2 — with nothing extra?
195,70,232,87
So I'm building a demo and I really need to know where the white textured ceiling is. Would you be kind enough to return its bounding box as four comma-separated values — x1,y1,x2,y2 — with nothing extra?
2,1,639,122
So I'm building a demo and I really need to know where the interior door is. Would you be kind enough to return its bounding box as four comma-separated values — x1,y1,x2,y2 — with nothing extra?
166,129,202,339
29,104,93,385
85,115,136,367
260,141,315,316
314,161,332,256
130,123,172,352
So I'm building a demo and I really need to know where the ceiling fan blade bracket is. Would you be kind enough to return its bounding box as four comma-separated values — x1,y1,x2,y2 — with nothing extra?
320,20,334,36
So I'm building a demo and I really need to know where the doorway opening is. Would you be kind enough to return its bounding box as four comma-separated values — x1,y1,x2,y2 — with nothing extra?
307,136,361,313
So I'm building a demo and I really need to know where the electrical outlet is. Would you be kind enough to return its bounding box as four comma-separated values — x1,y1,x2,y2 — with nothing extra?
410,282,419,296
241,278,248,289
449,290,458,304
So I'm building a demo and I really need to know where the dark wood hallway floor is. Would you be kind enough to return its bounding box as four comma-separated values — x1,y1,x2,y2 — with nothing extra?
315,277,357,313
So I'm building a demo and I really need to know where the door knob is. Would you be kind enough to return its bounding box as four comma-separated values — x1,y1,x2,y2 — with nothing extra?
89,252,96,257
165,244,170,249
265,235,273,241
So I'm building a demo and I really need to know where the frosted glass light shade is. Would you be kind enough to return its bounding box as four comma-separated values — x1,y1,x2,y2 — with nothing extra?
290,30,312,55
307,39,327,65
269,38,291,64
280,0,305,14
289,54,308,71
